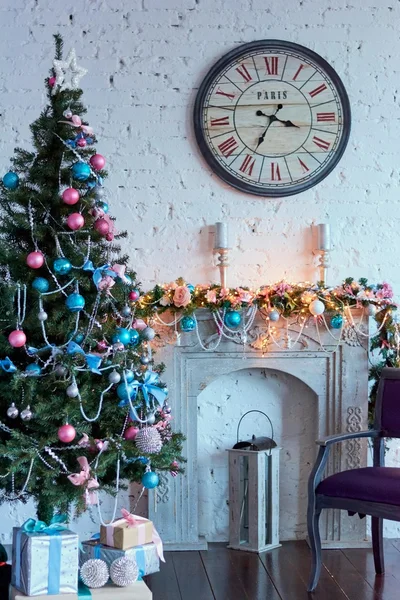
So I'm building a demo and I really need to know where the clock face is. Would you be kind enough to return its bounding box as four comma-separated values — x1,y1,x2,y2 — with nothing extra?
193,40,351,197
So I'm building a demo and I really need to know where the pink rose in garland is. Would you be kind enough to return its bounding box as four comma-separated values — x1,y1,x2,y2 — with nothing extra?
206,290,217,303
173,285,191,307
237,288,254,304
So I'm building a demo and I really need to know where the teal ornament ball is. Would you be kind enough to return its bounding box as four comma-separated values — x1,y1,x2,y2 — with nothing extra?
330,314,343,329
32,277,49,293
117,382,134,401
66,293,85,312
187,284,195,293
25,363,41,376
125,369,134,383
130,329,140,346
224,310,242,328
99,202,109,213
72,162,91,182
53,257,72,275
141,471,159,489
2,171,19,190
181,315,196,332
112,328,131,346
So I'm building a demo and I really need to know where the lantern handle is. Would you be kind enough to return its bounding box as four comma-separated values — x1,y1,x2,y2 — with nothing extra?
236,410,274,446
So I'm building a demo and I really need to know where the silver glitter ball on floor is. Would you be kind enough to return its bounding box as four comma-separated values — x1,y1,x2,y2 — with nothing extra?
80,559,109,589
20,406,33,421
110,557,138,587
135,426,163,454
7,403,19,419
38,310,48,321
141,326,155,341
66,383,79,398
108,369,121,384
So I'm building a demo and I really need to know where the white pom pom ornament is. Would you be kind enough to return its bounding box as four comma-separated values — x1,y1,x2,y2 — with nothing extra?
80,559,109,589
135,427,163,454
110,557,139,587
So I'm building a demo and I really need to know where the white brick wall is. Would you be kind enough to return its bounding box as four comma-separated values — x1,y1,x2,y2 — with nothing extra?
0,0,399,540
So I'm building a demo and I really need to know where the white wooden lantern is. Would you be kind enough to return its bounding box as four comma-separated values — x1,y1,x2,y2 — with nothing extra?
227,410,281,553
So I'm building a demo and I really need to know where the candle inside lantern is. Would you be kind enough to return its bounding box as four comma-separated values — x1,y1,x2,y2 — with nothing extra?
215,222,228,249
317,223,331,250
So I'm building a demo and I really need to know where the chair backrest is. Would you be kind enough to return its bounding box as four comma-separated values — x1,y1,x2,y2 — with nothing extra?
374,367,400,436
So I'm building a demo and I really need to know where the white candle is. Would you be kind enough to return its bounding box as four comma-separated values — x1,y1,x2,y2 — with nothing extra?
317,223,331,250
215,222,228,248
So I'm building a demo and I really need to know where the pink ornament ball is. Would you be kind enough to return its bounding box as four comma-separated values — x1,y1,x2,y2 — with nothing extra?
48,76,56,87
129,290,140,302
26,251,44,269
67,212,85,231
90,154,106,170
94,218,110,236
124,426,139,441
105,232,114,242
57,423,76,443
77,138,87,148
8,329,26,348
62,188,80,205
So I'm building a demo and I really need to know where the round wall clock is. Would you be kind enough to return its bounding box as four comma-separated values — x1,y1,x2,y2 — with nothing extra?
193,40,351,197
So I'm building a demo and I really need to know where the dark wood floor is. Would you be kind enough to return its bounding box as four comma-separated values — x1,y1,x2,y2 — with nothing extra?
145,539,400,600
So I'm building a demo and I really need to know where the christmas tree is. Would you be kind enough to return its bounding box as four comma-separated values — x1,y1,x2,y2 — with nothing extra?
0,35,184,524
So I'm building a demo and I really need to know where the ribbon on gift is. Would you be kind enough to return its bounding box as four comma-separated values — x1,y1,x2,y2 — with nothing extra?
68,457,99,506
78,581,92,598
118,370,168,410
67,342,102,375
0,357,16,373
15,516,69,595
106,509,165,562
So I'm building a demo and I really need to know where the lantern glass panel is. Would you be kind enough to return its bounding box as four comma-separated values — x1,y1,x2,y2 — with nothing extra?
239,454,249,544
265,452,272,546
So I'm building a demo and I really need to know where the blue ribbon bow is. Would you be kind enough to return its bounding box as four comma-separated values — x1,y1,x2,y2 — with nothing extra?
92,264,118,290
0,357,16,373
118,370,168,410
67,341,102,374
83,260,95,272
21,514,69,535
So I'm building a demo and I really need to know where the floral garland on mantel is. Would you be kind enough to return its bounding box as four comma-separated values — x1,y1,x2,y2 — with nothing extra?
137,277,399,423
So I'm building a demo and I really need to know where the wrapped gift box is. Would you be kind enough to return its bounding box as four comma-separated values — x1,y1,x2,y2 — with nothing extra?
10,580,152,599
11,526,79,596
100,516,153,550
81,539,160,577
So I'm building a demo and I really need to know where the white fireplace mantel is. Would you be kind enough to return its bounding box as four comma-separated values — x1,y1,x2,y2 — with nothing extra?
149,310,370,550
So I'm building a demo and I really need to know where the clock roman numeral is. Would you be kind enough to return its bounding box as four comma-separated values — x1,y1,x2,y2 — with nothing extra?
312,135,331,151
218,136,239,158
298,157,310,172
236,63,252,83
215,87,236,101
317,112,336,122
210,116,230,127
264,56,279,76
292,64,305,81
309,83,327,98
239,154,256,176
271,162,281,181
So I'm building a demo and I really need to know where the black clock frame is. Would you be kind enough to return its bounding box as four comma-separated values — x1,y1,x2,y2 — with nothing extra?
193,39,351,198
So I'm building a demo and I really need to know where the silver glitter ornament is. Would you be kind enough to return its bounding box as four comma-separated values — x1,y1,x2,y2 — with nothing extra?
135,426,163,454
140,354,150,365
113,342,125,352
121,305,132,318
141,326,155,341
63,108,73,119
94,187,105,199
7,403,19,419
20,406,33,421
55,364,68,377
80,559,109,589
146,413,156,425
38,310,48,321
108,369,121,384
66,383,79,398
110,557,138,587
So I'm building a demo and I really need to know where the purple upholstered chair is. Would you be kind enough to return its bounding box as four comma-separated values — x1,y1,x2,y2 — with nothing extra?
307,367,400,591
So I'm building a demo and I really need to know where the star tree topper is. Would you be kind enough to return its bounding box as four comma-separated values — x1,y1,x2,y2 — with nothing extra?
53,48,87,95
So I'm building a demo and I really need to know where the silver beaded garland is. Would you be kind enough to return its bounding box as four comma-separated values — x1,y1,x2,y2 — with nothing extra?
141,326,155,341
135,426,163,454
110,557,138,587
38,310,48,321
66,383,79,398
20,406,33,421
7,402,19,419
80,559,109,589
108,369,121,384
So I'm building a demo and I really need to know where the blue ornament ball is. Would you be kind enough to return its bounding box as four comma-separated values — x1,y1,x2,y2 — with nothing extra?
53,258,72,275
330,314,343,329
129,329,140,346
112,327,131,346
32,277,49,293
187,284,195,293
125,369,135,383
142,471,159,489
99,202,109,213
2,171,19,190
117,382,134,401
181,315,196,332
74,333,85,344
25,363,41,376
71,162,91,182
224,310,242,328
65,293,85,313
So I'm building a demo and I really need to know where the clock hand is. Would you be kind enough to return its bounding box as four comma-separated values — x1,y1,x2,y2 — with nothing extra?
276,118,299,128
255,115,279,150
256,104,283,118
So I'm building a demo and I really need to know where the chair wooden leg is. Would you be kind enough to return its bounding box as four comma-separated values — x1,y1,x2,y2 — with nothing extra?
307,504,322,592
372,516,384,575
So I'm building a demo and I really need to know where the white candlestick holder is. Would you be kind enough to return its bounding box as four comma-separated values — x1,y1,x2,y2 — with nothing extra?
214,247,230,288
